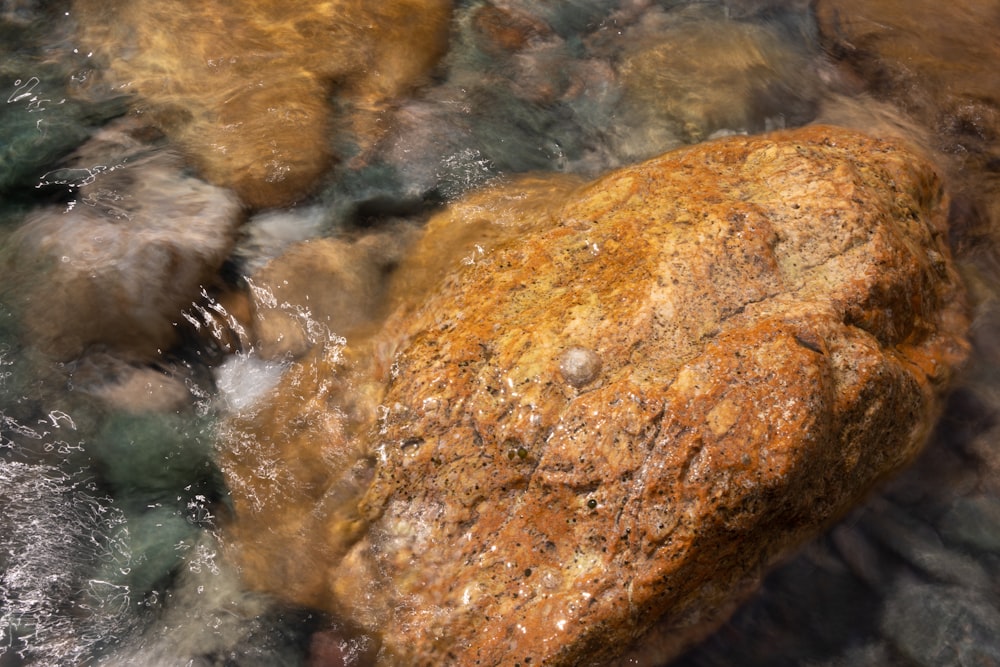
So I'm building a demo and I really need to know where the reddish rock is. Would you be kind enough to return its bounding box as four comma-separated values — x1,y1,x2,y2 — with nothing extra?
220,125,968,666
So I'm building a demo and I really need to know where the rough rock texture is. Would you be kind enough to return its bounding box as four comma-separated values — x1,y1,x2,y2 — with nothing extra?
72,0,453,208
0,118,242,362
220,125,968,666
672,4,1000,664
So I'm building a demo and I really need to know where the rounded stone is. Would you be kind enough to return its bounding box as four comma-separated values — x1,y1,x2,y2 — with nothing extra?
559,346,602,387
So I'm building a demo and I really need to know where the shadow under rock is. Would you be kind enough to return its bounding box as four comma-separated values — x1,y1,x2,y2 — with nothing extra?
672,382,1000,667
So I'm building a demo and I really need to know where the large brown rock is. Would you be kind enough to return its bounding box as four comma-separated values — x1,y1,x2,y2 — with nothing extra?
219,125,968,666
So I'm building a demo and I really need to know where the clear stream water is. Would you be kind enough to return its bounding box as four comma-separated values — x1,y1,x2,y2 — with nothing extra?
2,1,999,666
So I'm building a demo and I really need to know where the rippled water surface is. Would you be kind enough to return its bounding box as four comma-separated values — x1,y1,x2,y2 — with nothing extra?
2,0,999,665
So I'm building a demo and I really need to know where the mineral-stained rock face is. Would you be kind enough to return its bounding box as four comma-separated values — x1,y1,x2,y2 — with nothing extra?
219,125,969,666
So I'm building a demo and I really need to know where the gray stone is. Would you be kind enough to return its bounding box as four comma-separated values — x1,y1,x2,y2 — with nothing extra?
882,581,1000,667
939,495,1000,553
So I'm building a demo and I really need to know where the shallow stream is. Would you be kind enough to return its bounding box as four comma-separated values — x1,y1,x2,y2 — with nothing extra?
2,1,999,665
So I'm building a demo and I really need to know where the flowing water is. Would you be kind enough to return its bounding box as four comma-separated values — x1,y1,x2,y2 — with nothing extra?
2,0,999,665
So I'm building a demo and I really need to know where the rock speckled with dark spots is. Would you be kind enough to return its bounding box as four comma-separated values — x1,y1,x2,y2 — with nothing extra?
220,125,969,666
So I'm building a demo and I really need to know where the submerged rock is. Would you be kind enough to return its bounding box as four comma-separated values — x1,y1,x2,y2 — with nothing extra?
219,125,968,666
0,70,122,198
616,8,820,150
71,0,453,208
361,1,822,212
882,580,1000,667
0,5,127,196
0,118,242,363
246,225,419,361
814,0,1000,251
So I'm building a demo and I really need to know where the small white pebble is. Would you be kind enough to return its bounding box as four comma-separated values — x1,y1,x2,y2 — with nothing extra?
559,346,601,387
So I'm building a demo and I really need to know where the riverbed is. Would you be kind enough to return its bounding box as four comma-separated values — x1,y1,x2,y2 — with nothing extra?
2,1,999,665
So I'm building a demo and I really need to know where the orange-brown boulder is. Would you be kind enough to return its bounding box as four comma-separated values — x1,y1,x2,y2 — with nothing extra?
219,125,969,666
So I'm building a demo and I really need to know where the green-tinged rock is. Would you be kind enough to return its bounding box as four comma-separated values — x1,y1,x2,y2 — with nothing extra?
1,10,126,195
94,411,218,500
102,505,202,596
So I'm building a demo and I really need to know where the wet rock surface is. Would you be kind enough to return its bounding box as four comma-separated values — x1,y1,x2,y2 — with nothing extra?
814,0,1000,248
667,3,1000,665
4,1,1000,665
221,125,968,666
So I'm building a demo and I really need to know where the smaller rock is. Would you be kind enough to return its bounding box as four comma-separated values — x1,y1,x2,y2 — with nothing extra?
93,410,217,500
1,118,242,363
862,498,991,590
72,0,454,208
616,8,820,151
68,353,193,414
470,2,552,54
559,345,602,387
308,623,379,667
0,7,126,194
882,581,1000,667
246,225,419,360
377,0,824,200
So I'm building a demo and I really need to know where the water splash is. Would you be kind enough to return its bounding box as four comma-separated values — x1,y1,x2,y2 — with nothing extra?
7,77,65,114
214,353,288,413
0,461,135,666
